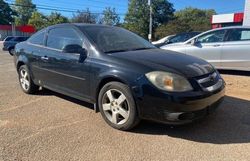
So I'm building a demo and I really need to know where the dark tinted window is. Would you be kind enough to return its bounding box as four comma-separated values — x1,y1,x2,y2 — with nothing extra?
4,37,14,41
47,28,83,50
226,28,250,41
197,30,226,43
19,37,29,41
29,30,45,45
11,37,29,42
168,32,200,44
79,26,155,53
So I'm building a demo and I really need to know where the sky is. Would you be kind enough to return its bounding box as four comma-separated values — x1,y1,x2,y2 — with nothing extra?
8,0,247,19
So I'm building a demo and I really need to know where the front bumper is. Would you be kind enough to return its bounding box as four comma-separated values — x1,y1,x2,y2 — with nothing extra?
135,79,225,124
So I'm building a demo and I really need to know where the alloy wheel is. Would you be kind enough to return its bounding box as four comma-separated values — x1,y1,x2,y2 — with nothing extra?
102,89,130,125
20,68,30,91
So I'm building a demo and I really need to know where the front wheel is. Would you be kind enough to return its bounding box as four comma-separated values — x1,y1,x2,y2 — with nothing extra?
98,82,140,130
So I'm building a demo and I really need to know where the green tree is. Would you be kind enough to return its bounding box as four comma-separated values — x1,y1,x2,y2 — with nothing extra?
155,7,216,40
28,11,47,30
14,0,36,25
154,19,191,40
175,7,216,32
100,7,120,26
124,0,174,39
47,12,69,26
71,9,97,23
0,0,16,24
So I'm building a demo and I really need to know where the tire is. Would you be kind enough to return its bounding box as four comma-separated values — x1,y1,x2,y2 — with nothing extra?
98,82,140,130
18,65,39,94
8,48,14,56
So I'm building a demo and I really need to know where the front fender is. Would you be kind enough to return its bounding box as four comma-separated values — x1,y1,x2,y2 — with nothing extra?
90,65,143,100
15,54,29,70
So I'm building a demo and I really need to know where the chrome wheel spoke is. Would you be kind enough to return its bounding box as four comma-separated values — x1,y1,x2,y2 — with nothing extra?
106,90,114,102
111,112,118,124
24,79,30,86
118,107,129,120
21,70,25,78
116,94,126,105
24,72,28,79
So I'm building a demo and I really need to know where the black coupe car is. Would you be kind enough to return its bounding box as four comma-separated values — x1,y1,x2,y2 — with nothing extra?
14,24,225,130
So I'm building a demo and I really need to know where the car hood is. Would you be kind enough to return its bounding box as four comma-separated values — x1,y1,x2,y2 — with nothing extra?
109,49,214,78
161,42,185,48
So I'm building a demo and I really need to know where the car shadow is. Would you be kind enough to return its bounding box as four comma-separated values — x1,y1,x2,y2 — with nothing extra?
34,89,250,144
131,95,250,144
218,70,250,76
34,88,94,110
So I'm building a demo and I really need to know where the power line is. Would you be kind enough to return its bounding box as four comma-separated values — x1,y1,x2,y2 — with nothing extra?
6,0,126,10
62,0,128,8
7,3,127,15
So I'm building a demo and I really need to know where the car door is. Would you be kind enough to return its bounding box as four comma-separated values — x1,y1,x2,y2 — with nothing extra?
184,29,227,68
26,29,47,84
38,27,91,100
221,28,250,71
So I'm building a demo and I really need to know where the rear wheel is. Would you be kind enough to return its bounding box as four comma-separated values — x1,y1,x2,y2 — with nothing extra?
18,65,39,94
8,48,14,56
98,82,140,130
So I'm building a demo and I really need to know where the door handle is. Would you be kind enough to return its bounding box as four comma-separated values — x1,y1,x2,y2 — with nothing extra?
41,56,49,61
213,44,221,47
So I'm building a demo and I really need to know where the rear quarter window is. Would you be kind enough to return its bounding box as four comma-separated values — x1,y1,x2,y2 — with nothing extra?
28,30,45,45
228,29,250,41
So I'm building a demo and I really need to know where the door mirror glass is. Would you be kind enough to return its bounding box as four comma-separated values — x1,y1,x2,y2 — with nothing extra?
63,44,84,54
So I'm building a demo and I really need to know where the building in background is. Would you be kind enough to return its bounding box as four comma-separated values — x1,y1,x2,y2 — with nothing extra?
211,13,244,29
212,0,249,28
0,25,36,41
244,0,250,25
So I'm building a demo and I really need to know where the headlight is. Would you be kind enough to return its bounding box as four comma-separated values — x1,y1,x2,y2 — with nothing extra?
146,71,193,92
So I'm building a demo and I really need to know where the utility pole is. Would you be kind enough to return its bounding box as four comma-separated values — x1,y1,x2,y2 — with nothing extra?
148,0,153,42
11,22,16,36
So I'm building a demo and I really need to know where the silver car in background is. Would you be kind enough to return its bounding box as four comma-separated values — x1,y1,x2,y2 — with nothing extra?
161,26,250,71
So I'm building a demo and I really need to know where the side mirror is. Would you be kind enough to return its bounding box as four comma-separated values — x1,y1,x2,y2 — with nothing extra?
62,44,87,63
63,44,84,54
191,39,199,46
165,39,171,44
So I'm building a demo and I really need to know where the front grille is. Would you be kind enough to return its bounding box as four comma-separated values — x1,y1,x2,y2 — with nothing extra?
195,72,222,92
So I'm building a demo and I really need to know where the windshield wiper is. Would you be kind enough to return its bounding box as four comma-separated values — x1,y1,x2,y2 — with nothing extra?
104,47,155,53
133,47,155,51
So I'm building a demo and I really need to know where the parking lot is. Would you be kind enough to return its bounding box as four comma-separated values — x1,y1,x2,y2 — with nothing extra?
0,50,250,161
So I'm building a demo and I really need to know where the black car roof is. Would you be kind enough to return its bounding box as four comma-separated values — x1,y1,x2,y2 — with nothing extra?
47,23,115,29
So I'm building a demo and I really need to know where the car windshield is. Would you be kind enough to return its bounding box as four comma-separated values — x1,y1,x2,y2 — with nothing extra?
79,26,155,53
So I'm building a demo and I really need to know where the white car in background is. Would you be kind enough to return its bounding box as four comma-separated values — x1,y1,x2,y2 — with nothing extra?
152,35,175,44
161,26,250,71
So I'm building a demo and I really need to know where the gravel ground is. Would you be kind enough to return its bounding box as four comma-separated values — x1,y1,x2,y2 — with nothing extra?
0,51,250,161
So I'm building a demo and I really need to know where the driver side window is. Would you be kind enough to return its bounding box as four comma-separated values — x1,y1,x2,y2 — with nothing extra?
47,27,83,51
197,30,226,43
